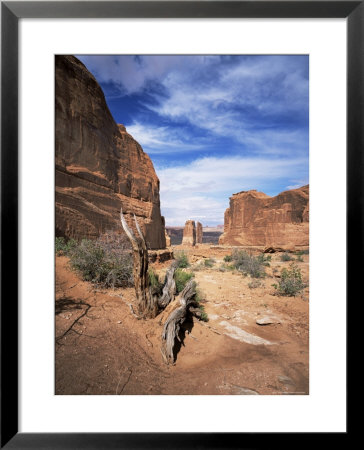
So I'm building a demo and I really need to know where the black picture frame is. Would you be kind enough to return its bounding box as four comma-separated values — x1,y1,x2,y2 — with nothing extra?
1,1,356,448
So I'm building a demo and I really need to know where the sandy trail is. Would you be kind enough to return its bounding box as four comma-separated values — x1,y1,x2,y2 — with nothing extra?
55,246,309,395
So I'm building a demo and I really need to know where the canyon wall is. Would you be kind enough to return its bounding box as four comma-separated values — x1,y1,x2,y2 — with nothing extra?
219,185,309,248
55,55,166,249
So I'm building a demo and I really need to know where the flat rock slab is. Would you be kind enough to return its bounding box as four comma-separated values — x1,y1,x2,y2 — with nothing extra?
219,321,273,345
256,315,281,325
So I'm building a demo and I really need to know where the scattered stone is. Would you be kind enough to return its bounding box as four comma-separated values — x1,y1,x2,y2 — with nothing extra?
256,315,281,325
278,375,295,386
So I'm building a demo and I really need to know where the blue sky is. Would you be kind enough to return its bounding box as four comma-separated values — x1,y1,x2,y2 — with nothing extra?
77,55,309,226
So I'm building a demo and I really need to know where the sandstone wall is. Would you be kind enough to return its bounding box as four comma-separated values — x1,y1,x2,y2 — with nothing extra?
182,220,196,246
55,55,166,249
219,185,309,248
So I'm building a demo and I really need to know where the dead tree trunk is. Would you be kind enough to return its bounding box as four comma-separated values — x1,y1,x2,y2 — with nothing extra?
120,208,201,363
120,208,157,318
161,279,197,365
120,208,176,318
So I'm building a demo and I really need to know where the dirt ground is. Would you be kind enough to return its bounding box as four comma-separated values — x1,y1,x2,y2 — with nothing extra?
55,245,309,395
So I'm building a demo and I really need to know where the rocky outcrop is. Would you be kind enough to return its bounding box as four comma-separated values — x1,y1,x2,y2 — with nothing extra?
182,220,196,246
55,55,165,249
219,185,309,248
196,222,203,244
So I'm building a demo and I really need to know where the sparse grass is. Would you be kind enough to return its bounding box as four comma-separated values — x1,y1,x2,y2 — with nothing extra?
272,263,306,296
280,252,294,262
55,237,77,256
230,249,266,278
174,269,195,293
219,263,235,272
204,258,215,268
174,251,189,268
68,232,133,289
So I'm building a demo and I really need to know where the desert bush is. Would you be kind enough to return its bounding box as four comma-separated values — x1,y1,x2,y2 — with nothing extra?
69,233,133,288
296,255,304,262
223,254,232,262
55,237,77,256
280,252,294,262
194,290,208,322
204,258,215,268
174,269,194,293
248,279,264,289
174,251,189,268
257,253,271,266
231,249,266,278
272,263,306,296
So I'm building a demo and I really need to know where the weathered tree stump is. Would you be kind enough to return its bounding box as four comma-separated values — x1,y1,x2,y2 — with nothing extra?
120,208,177,319
161,280,197,365
120,207,203,364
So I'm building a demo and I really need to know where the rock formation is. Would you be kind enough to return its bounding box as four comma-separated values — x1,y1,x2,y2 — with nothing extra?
165,230,171,247
219,185,309,249
196,221,203,244
182,220,196,246
55,55,166,249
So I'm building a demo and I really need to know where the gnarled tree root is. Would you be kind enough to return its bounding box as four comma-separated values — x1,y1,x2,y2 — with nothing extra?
161,280,197,365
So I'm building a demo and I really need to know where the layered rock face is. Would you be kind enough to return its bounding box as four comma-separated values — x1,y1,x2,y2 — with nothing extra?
219,185,309,248
196,222,203,244
55,55,166,249
182,220,196,246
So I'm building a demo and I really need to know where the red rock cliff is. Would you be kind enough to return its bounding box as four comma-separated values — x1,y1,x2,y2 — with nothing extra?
55,55,166,249
219,185,309,248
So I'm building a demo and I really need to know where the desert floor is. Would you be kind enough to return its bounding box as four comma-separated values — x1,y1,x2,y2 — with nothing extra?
55,245,309,395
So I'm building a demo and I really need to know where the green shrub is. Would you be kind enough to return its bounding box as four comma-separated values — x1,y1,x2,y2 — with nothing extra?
55,237,77,256
148,268,163,295
257,253,271,266
231,249,266,278
174,251,189,268
174,269,194,293
272,263,306,296
69,235,133,289
194,290,208,322
204,258,215,268
223,254,232,262
296,255,304,262
280,252,294,262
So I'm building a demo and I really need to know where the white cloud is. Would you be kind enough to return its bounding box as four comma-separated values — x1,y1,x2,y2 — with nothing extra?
157,155,308,225
126,122,202,153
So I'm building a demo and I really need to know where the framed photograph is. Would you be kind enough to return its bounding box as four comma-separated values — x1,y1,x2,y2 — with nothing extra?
1,1,356,447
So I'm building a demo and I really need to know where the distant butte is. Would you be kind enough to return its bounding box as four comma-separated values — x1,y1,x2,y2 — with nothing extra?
219,185,309,249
